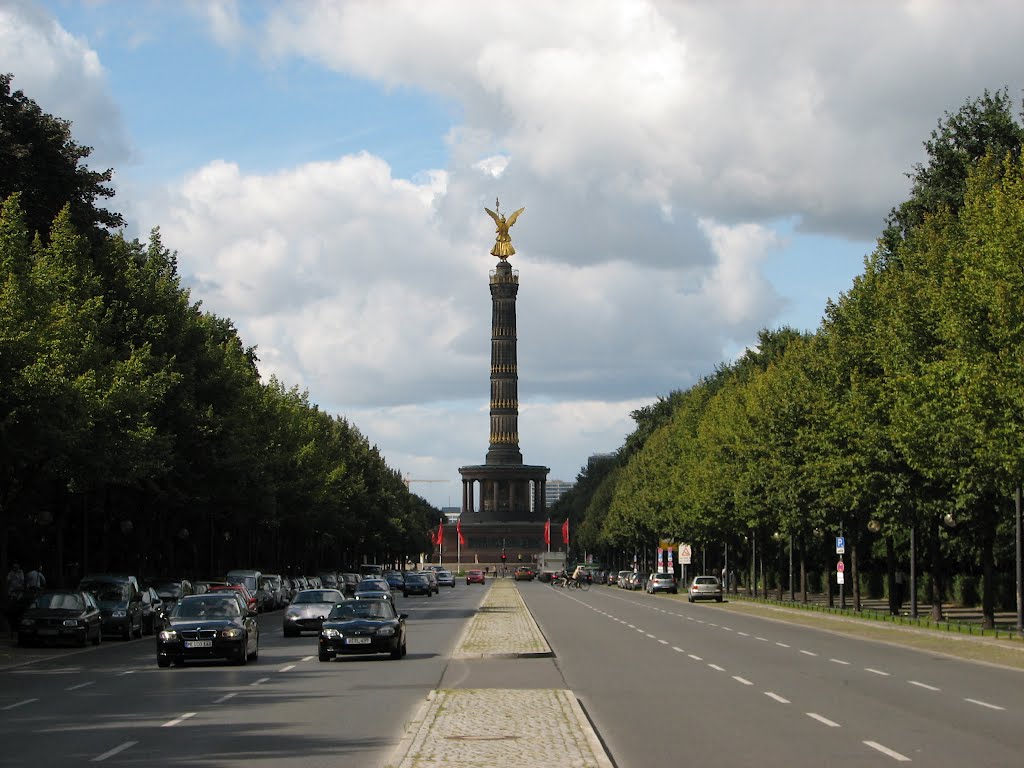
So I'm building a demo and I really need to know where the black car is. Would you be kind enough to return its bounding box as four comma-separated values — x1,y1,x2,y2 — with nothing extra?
353,579,393,602
402,572,432,597
340,573,360,595
149,579,194,610
17,590,102,647
318,599,407,661
384,571,406,592
157,593,259,667
79,575,144,639
140,586,169,634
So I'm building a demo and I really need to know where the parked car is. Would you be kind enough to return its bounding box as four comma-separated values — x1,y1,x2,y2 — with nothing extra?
384,571,406,592
402,572,433,596
225,569,262,596
607,572,619,586
149,579,193,610
78,574,143,639
423,570,439,594
192,580,227,595
259,574,285,609
646,572,678,595
617,570,633,589
466,570,485,585
283,588,346,636
318,599,407,661
688,575,724,603
208,583,258,613
157,593,259,667
140,586,169,634
625,572,647,591
17,589,102,647
435,570,455,588
514,565,536,581
340,573,360,595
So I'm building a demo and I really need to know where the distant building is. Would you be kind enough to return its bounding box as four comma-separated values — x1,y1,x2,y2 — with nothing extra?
545,480,575,508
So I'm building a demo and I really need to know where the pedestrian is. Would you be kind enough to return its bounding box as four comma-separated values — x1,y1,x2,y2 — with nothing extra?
893,570,906,615
5,563,24,601
25,564,45,592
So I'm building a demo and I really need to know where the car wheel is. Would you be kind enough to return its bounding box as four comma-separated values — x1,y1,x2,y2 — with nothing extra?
318,651,332,662
248,634,259,661
134,619,143,639
172,657,185,667
235,641,248,665
91,626,102,645
157,655,171,668
716,596,723,603
78,632,88,647
390,643,403,660
687,596,694,603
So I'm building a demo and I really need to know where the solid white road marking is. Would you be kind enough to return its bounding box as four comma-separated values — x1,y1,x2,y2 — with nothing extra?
864,741,911,762
66,681,95,691
90,741,138,763
909,681,940,692
865,668,890,676
733,676,753,685
1,699,37,710
764,692,790,704
965,698,1005,711
213,693,237,704
807,712,841,727
161,712,196,727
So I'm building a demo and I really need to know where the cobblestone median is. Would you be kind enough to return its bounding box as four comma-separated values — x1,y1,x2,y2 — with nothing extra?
453,579,552,658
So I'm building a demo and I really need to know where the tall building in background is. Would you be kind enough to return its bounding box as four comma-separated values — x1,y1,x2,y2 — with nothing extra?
455,203,552,567
545,480,575,508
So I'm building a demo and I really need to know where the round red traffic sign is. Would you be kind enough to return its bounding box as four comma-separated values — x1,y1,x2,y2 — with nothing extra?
836,561,845,573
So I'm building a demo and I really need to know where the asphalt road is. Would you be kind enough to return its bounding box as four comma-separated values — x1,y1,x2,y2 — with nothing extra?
518,581,1023,767
0,584,479,767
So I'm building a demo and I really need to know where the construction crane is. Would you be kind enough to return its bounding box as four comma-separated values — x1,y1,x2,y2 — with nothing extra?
403,473,448,489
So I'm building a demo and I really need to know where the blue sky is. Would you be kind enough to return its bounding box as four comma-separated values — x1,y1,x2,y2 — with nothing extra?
5,0,1021,510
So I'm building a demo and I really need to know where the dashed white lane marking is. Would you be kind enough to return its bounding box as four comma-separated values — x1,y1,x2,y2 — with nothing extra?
733,676,753,685
708,623,719,627
90,741,137,762
799,650,817,657
755,636,768,642
213,693,237,704
117,670,135,676
250,677,270,686
829,659,850,665
688,654,703,661
737,631,749,637
908,681,940,692
627,624,636,629
301,655,315,662
161,712,196,727
865,668,890,676
279,665,295,672
965,698,1004,711
764,692,790,704
807,712,840,727
672,646,685,653
708,664,725,672
864,741,911,762
645,633,656,638
2,698,37,710
635,628,645,634
722,626,733,631
657,639,669,645
776,642,790,648
66,681,95,691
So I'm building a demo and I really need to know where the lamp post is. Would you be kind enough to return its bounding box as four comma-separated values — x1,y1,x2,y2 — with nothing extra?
1016,486,1023,637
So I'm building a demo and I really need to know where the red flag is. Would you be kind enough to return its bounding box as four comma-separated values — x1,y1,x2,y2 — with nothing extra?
428,528,437,546
457,517,466,546
561,518,569,545
436,520,444,548
543,519,551,546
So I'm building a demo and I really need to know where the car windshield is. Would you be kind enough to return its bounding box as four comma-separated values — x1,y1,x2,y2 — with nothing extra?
356,580,386,591
405,574,427,583
694,577,719,585
84,584,128,601
152,582,182,597
31,593,85,610
173,598,241,619
330,602,394,620
293,590,341,604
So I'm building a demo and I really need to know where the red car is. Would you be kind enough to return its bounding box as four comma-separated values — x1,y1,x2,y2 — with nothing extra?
208,583,258,612
466,570,485,585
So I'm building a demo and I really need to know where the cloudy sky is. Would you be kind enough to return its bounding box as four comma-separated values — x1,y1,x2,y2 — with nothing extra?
4,0,1022,510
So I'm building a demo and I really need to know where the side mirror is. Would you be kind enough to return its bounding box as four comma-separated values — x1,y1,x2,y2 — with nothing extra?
399,613,409,620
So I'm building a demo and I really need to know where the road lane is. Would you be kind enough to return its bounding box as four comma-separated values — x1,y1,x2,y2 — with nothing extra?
518,581,1023,767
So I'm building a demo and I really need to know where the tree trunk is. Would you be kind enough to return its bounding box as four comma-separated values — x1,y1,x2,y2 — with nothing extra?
929,515,944,621
800,535,808,604
981,504,995,630
886,536,896,616
852,530,861,612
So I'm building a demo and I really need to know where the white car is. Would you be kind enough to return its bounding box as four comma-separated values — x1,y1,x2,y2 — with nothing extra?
435,570,455,588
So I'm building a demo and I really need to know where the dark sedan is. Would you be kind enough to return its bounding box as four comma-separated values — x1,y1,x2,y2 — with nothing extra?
156,594,259,667
17,590,102,647
318,599,407,661
402,572,432,596
353,579,394,602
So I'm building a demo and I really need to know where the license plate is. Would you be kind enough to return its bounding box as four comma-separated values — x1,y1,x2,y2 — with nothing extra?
184,640,213,648
344,637,371,645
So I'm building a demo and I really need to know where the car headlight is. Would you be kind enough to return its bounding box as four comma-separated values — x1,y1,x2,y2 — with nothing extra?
284,610,299,619
112,609,126,618
321,628,342,639
63,619,80,627
220,628,243,639
158,629,179,641
376,626,395,637
19,618,34,627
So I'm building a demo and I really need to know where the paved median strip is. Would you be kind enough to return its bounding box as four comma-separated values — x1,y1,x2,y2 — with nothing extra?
451,579,552,658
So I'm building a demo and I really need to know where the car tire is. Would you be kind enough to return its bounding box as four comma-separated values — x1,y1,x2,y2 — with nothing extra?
91,626,102,645
318,651,332,662
248,640,258,662
391,642,403,660
134,619,143,639
157,656,171,668
235,641,248,665
716,597,722,603
687,596,694,603
283,627,298,637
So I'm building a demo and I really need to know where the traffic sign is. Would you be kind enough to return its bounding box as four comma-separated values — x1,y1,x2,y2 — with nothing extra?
680,544,692,565
836,536,846,554
837,572,845,585
836,561,845,573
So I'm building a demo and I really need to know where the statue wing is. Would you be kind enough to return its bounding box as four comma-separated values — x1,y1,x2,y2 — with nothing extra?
506,207,525,228
484,207,501,225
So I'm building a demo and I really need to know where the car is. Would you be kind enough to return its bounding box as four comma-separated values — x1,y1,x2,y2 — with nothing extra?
402,572,433,596
423,570,439,594
282,588,347,636
157,593,259,667
646,572,678,594
318,599,407,661
466,570,485,585
17,590,102,647
513,565,536,581
317,571,339,590
259,574,285,609
224,569,262,596
208,583,258,613
340,573,360,595
384,571,406,592
617,570,633,589
435,570,455,588
353,579,394,602
148,579,193,610
688,575,724,603
78,574,144,639
140,586,169,634
607,572,619,586
192,580,227,595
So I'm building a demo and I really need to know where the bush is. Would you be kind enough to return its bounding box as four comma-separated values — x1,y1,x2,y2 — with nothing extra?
951,574,980,607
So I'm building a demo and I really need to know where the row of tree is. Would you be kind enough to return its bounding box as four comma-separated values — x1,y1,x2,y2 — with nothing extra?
0,74,439,593
556,91,1024,629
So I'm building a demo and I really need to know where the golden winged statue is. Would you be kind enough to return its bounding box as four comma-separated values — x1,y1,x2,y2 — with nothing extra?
484,200,525,260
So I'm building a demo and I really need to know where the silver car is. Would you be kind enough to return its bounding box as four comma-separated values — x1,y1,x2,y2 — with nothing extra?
282,589,346,636
687,575,723,603
435,570,455,588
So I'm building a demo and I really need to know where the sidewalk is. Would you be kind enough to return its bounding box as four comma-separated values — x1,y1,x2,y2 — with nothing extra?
385,579,613,768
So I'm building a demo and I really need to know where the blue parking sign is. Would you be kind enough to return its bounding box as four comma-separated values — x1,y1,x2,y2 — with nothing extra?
836,536,846,553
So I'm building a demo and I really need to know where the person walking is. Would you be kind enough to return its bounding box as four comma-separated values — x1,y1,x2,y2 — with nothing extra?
5,563,24,601
25,564,46,592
